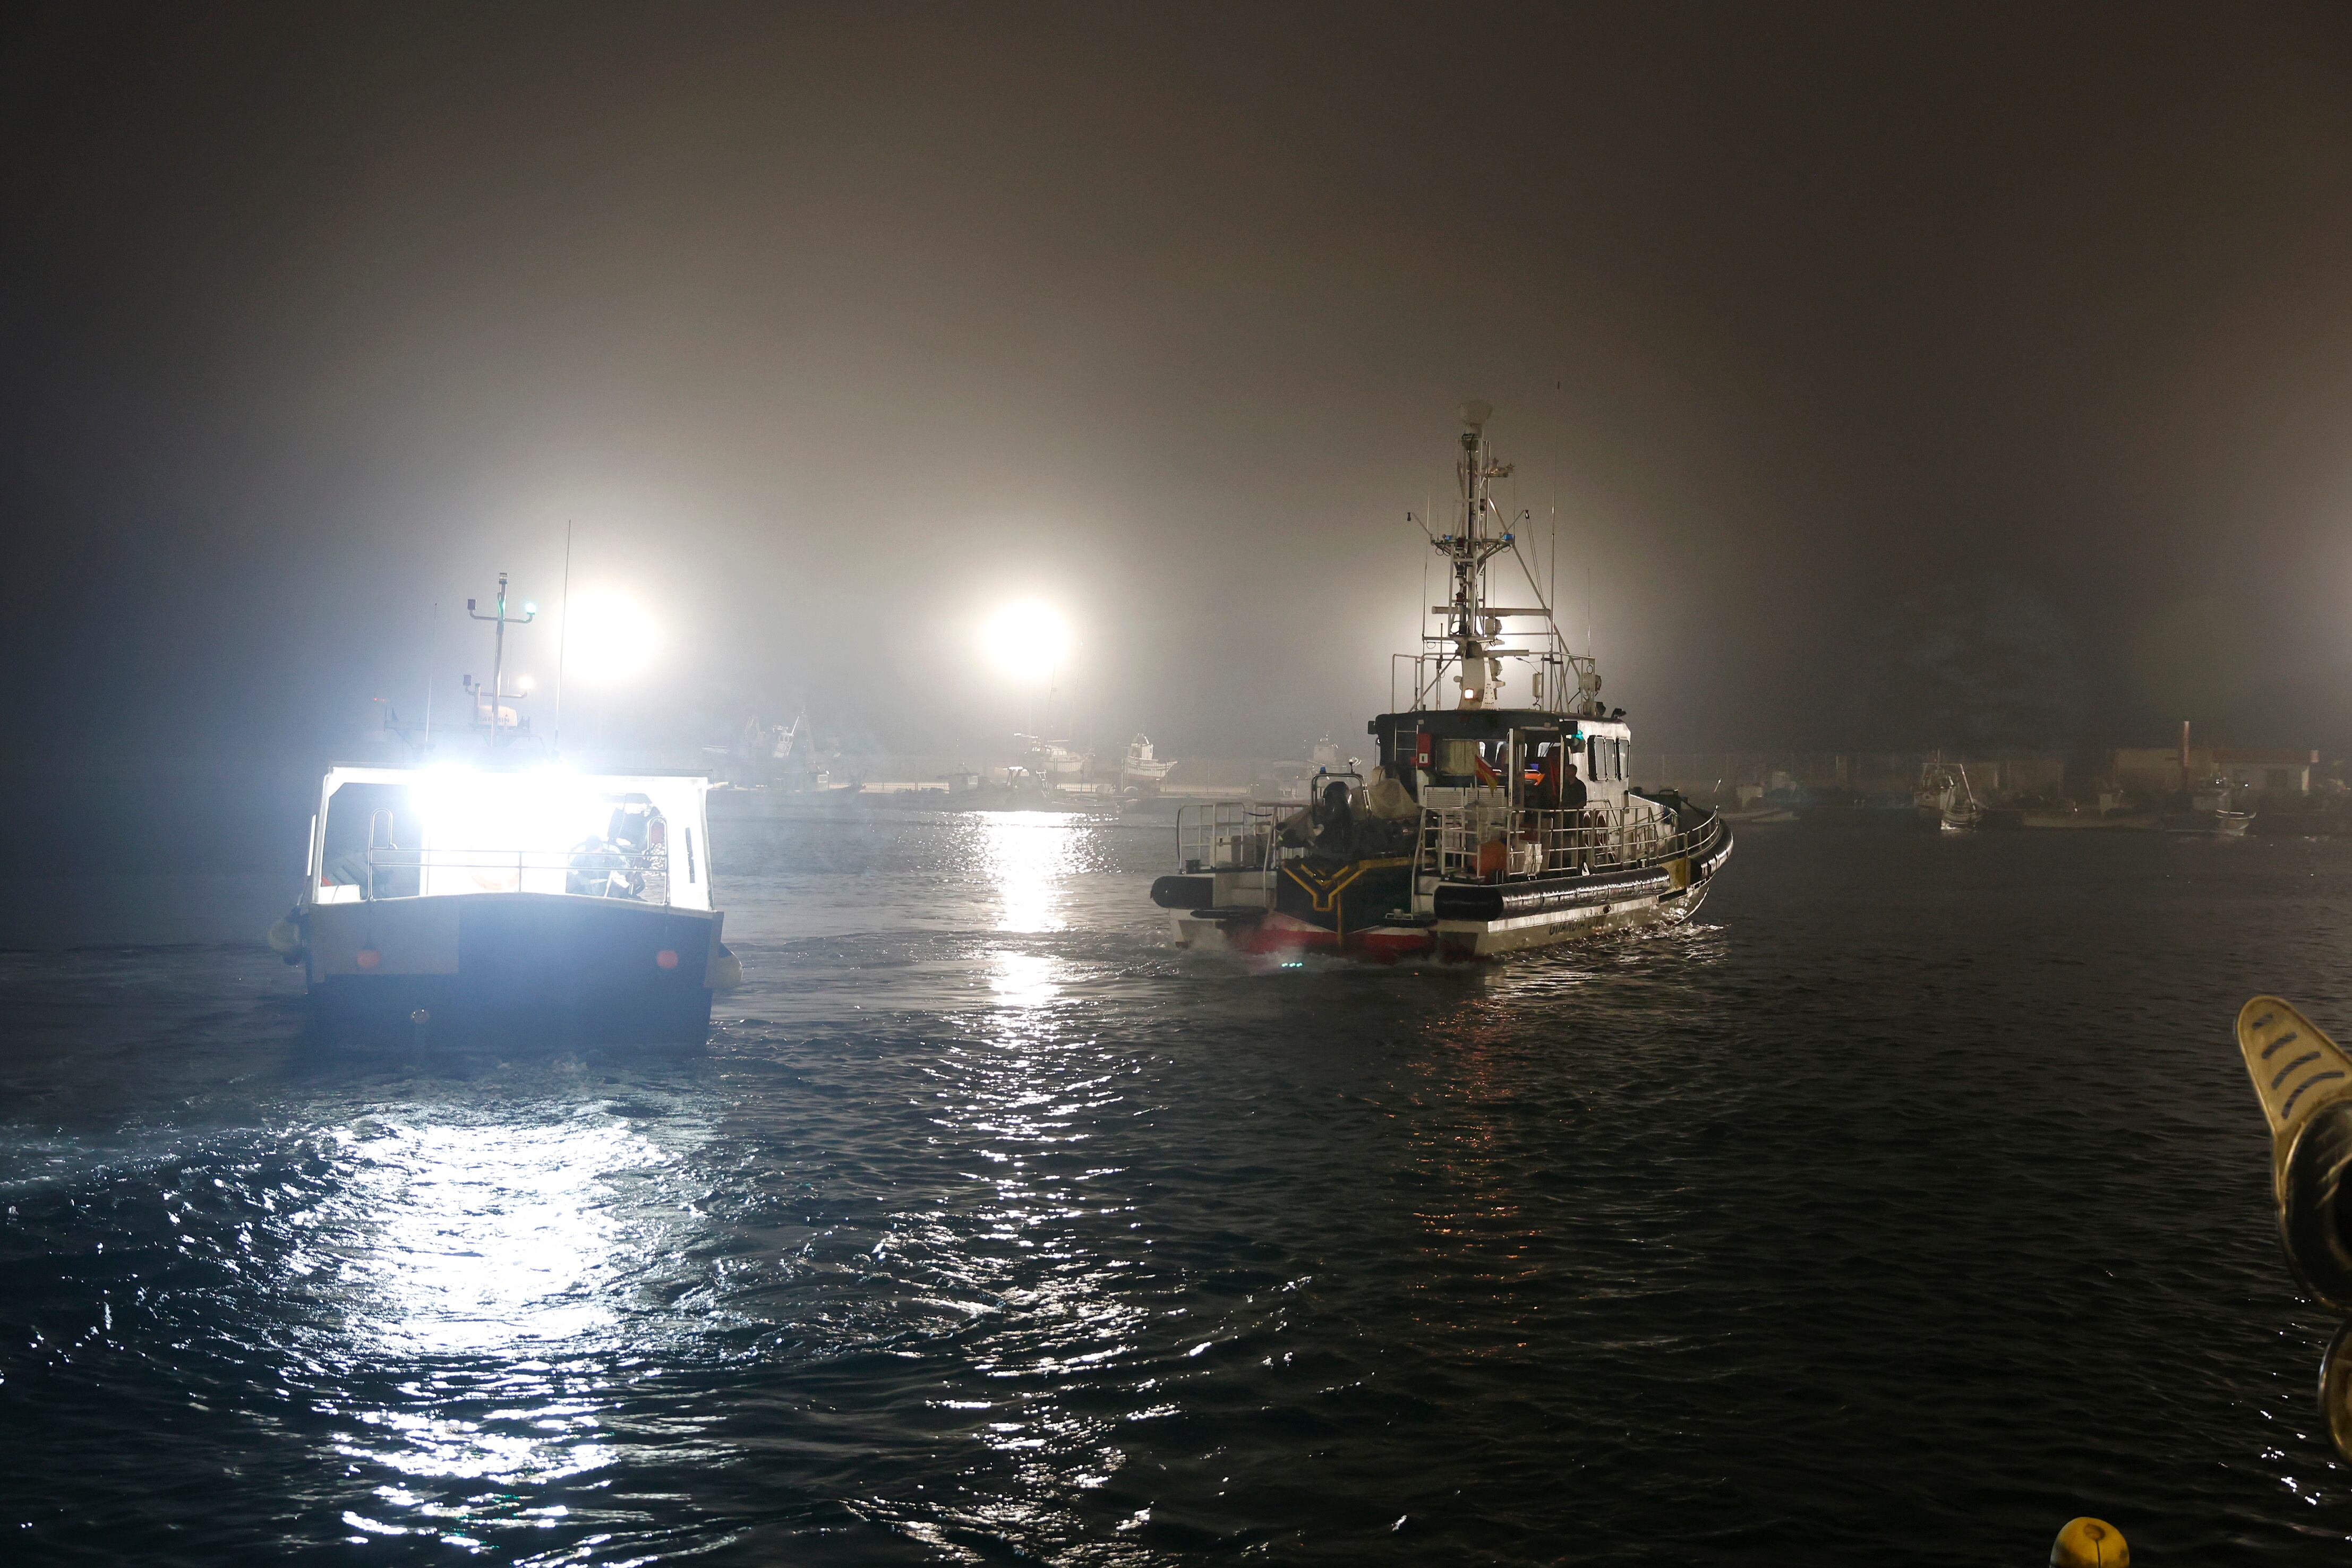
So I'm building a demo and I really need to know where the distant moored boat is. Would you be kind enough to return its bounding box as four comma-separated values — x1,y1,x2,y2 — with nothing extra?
1917,761,1983,832
2166,778,2255,836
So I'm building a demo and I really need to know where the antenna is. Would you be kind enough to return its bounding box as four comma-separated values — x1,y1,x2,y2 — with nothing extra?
555,521,574,752
1552,376,1561,666
1585,552,1594,658
423,600,437,741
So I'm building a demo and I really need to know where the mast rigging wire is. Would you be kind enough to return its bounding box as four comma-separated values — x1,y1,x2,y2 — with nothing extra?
423,601,436,740
555,520,574,751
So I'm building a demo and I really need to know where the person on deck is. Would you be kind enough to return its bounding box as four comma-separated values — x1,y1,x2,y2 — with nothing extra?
1560,760,1590,870
1311,779,1355,858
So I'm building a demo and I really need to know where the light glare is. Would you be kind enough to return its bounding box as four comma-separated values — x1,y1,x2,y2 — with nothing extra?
981,601,1073,681
411,773,610,895
565,589,660,683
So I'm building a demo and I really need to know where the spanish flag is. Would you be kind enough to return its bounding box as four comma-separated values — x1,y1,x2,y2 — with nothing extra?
1474,752,1502,786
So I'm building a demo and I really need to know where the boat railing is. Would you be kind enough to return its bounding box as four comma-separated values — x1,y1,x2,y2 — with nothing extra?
339,844,674,903
1391,654,1452,713
1388,647,1585,715
1176,800,1284,873
1422,802,1722,882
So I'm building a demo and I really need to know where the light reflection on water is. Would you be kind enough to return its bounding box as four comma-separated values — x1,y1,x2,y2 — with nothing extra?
979,811,1086,933
329,1119,642,1356
989,951,1065,1012
267,812,1124,1557
281,1111,719,1553
867,810,1154,1555
1395,931,1729,1357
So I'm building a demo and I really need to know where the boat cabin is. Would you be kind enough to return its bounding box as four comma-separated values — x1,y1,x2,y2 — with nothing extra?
307,765,716,912
1366,708,1635,813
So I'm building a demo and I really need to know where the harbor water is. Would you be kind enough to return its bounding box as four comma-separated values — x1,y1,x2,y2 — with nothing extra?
3,817,2349,1562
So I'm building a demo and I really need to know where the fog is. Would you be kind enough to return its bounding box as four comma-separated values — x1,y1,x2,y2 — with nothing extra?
5,3,2351,777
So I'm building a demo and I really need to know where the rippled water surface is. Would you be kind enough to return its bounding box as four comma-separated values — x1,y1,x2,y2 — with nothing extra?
5,815,2351,1563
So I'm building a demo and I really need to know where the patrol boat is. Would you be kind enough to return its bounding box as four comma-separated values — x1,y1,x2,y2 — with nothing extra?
1150,401,1731,961
266,574,741,1039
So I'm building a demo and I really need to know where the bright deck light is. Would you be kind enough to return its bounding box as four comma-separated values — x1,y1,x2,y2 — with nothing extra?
410,772,612,894
981,601,1072,681
566,589,659,682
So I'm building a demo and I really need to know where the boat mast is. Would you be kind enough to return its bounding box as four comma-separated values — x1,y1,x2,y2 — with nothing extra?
1440,400,1513,709
1405,402,1597,717
464,571,537,742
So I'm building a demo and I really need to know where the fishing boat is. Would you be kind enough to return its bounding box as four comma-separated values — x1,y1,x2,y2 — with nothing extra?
2167,778,2255,836
1122,734,1178,793
1916,761,1984,832
719,707,847,793
1150,401,1732,961
266,575,741,1039
1014,733,1092,792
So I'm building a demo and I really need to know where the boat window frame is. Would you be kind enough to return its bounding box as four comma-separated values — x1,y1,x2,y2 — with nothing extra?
306,765,717,912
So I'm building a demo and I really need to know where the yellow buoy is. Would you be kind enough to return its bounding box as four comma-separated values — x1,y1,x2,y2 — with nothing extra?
2050,1516,2128,1567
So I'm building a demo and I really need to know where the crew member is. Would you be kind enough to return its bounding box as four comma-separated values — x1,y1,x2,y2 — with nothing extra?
1560,760,1590,869
1524,745,1557,810
1312,779,1355,858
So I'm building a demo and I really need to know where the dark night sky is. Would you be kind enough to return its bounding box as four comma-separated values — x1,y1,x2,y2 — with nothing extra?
5,3,2351,767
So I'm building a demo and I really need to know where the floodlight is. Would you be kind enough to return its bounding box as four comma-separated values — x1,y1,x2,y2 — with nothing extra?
981,601,1073,682
566,589,660,683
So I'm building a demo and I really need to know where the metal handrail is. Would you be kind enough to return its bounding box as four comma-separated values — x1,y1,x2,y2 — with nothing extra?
349,843,672,903
1422,802,1721,881
1175,800,1284,873
1392,653,1455,713
359,845,651,870
1173,793,1721,886
1389,652,1590,716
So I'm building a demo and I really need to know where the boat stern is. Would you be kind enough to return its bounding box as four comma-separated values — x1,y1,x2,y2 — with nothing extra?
302,892,723,1041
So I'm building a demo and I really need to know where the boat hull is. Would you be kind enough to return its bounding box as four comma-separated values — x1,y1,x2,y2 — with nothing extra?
2165,812,2255,836
1165,828,1732,963
1426,832,1730,958
1171,908,1437,961
1433,880,1715,959
1164,854,1433,960
300,892,723,1041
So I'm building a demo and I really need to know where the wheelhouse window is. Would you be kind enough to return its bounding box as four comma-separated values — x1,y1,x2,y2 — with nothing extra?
1427,738,1510,787
319,782,424,898
1578,736,1626,784
314,771,712,910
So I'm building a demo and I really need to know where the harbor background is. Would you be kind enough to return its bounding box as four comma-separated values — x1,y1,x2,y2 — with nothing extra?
6,729,2350,952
